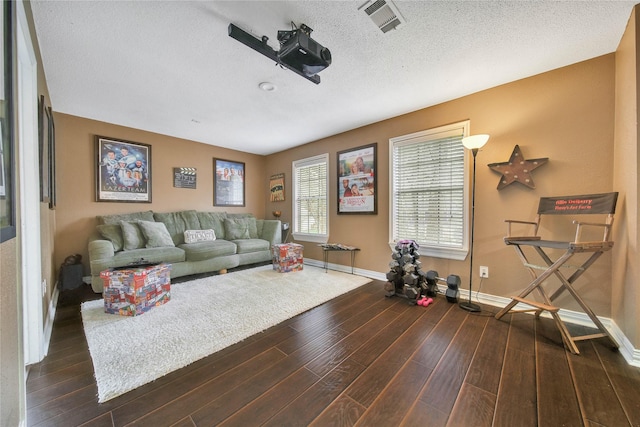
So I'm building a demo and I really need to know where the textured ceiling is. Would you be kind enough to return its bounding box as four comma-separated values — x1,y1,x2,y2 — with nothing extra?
31,1,636,155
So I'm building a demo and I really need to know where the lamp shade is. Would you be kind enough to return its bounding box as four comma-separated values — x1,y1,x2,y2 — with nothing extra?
462,134,490,150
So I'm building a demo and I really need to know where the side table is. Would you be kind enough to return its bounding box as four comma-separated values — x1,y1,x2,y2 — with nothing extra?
319,244,360,274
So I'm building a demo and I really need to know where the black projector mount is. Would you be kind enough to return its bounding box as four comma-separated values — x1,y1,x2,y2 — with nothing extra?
228,22,332,84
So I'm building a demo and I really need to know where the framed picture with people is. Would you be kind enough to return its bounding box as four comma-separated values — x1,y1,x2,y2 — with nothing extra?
337,143,377,214
95,136,152,203
213,158,245,207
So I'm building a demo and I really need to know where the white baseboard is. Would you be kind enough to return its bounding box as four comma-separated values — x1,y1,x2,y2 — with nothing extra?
304,258,386,281
42,286,59,358
304,258,640,367
446,285,640,367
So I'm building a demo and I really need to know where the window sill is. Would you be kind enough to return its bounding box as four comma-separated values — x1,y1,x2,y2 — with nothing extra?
388,242,468,261
293,233,329,244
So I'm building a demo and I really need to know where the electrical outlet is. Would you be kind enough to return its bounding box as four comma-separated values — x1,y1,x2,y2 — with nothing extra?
479,266,489,278
42,279,47,297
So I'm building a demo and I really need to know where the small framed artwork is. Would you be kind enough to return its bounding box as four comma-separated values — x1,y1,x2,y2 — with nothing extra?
337,143,377,214
269,173,285,202
213,158,245,207
173,167,197,189
95,136,151,203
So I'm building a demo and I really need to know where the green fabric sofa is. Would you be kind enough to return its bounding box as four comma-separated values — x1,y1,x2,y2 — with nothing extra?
88,210,281,292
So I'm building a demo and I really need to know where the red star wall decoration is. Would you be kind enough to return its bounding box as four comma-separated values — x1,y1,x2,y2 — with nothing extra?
487,145,548,190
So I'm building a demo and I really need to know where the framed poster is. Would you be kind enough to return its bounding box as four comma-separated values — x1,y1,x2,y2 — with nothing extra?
38,95,49,203
269,173,285,202
95,136,151,203
213,158,245,207
337,143,377,214
46,105,56,209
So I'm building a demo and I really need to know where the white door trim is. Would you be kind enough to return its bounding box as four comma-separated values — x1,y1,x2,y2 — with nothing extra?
17,0,43,366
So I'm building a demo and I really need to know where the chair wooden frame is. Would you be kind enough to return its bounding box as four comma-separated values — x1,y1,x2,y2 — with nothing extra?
494,192,619,354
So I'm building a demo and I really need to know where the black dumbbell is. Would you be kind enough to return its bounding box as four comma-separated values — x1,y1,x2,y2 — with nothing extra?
386,270,400,281
425,271,461,303
445,275,461,303
403,284,419,301
401,253,413,263
403,273,418,286
426,270,439,286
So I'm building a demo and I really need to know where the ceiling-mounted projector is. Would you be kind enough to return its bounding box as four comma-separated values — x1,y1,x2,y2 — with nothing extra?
228,22,331,84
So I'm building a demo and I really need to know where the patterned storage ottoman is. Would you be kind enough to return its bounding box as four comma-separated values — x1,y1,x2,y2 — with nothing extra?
101,263,171,316
272,243,304,273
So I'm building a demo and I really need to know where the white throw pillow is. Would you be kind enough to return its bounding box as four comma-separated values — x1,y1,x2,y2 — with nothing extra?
184,229,216,244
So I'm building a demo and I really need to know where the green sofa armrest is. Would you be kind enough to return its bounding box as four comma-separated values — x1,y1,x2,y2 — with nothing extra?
89,239,115,272
259,220,282,246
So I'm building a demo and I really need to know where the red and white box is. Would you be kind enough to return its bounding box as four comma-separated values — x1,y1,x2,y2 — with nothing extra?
272,243,304,273
101,263,171,316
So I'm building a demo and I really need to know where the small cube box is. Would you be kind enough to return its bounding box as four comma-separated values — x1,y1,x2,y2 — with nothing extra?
272,243,304,273
101,263,171,316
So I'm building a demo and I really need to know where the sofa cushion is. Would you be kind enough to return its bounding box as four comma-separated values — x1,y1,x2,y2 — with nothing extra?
224,217,259,240
97,224,124,252
256,219,264,237
178,239,237,262
138,220,175,248
91,246,186,273
98,210,154,225
233,238,270,254
184,229,216,243
228,214,258,238
196,211,227,240
153,210,201,245
120,221,146,250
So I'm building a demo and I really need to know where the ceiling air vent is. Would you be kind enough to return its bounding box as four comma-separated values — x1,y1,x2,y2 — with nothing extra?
359,0,405,33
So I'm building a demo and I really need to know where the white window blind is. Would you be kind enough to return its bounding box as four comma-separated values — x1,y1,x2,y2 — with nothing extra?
390,121,470,260
292,154,329,242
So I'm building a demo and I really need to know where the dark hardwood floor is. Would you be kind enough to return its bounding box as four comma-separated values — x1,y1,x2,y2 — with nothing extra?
27,275,640,427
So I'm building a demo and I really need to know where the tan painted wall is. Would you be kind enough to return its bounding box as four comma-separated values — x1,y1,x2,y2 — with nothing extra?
613,6,640,347
1,2,54,424
53,114,267,271
54,52,629,338
0,239,22,427
267,54,616,317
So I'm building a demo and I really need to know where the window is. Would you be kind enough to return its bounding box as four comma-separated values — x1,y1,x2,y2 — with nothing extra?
292,153,329,243
389,121,470,260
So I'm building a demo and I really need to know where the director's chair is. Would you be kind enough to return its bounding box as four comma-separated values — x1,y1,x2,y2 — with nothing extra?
494,192,619,354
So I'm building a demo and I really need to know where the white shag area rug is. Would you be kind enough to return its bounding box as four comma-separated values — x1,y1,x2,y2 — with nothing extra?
81,264,371,403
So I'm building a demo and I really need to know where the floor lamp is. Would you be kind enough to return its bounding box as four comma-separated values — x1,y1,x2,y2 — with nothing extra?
460,134,489,313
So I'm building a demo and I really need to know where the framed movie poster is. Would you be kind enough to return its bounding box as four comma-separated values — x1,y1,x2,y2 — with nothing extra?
269,173,285,202
95,136,151,203
38,95,49,203
46,105,56,209
213,158,245,207
337,143,377,214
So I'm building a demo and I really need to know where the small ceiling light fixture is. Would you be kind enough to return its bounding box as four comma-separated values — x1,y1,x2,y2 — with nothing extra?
259,82,277,92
